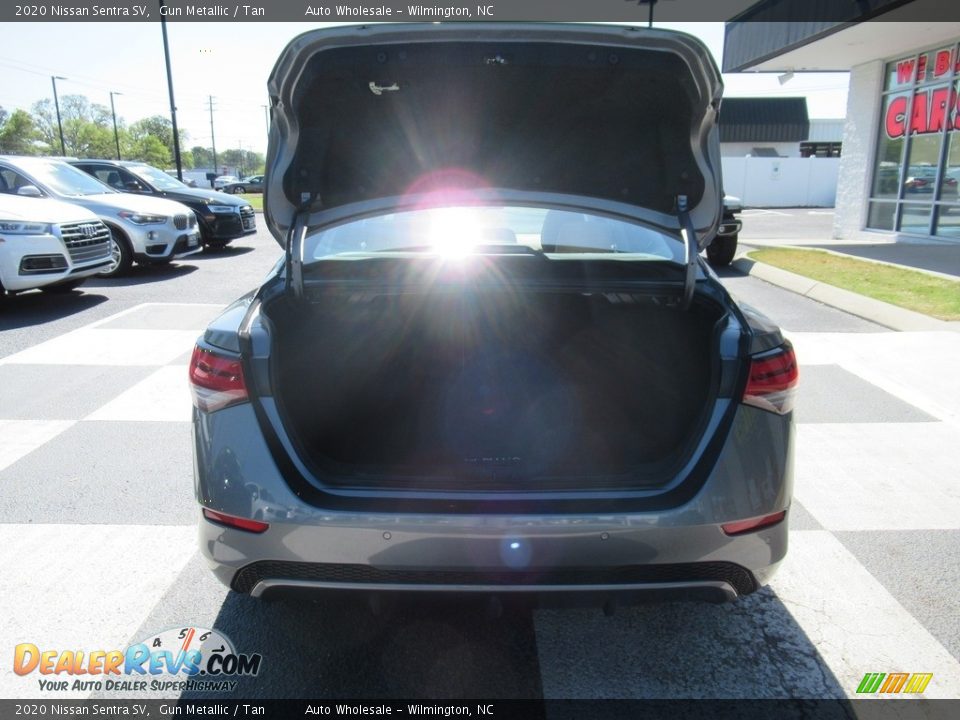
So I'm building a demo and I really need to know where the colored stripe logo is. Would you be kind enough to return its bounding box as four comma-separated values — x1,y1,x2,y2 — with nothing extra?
856,672,933,694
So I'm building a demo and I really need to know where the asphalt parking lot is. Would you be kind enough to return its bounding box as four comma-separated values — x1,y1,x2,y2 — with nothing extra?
2,222,959,701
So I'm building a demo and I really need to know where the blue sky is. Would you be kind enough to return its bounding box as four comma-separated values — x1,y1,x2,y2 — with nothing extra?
0,22,850,154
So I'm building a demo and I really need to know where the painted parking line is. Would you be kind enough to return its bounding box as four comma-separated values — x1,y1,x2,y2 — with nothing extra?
0,420,75,473
741,208,792,217
0,523,198,699
533,531,960,699
794,422,960,531
85,366,192,423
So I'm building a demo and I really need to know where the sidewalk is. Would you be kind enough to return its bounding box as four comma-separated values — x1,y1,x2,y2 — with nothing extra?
731,233,960,332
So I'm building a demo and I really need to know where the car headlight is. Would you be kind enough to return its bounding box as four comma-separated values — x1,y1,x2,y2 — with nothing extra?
118,211,168,225
0,220,52,234
206,205,237,214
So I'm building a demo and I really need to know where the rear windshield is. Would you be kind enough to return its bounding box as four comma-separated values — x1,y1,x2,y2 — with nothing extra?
306,206,682,263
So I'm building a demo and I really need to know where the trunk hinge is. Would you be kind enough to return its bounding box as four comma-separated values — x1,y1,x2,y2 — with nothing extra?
677,194,698,310
285,195,315,299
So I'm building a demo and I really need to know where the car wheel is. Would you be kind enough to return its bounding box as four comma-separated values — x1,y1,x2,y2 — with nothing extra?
40,279,85,294
99,227,134,277
706,234,738,267
234,186,245,195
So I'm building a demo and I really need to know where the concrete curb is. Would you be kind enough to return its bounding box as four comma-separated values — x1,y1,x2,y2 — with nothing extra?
731,256,953,332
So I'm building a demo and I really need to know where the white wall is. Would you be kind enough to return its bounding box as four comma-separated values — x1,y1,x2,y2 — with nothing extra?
720,141,800,158
721,156,840,207
833,60,884,239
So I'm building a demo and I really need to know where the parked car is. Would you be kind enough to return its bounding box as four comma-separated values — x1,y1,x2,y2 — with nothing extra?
705,194,743,267
191,24,797,607
70,160,257,250
0,193,113,296
214,175,240,191
222,175,265,195
0,156,200,277
904,165,958,201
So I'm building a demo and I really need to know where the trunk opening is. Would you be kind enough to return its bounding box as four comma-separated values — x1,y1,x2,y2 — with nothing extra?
264,283,724,492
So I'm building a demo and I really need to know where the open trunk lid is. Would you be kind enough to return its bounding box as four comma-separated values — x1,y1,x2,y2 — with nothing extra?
264,23,724,248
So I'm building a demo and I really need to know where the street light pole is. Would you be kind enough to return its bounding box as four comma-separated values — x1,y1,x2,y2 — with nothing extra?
262,104,269,135
158,0,184,180
109,91,123,160
51,75,67,156
208,95,218,176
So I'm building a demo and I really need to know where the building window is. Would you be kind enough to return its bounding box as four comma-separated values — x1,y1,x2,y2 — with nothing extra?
867,42,960,237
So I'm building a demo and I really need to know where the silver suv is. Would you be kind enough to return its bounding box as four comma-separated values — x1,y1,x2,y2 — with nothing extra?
0,156,201,277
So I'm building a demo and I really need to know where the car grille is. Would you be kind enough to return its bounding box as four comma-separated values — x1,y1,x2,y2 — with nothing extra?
188,212,197,228
174,214,188,230
231,560,759,596
59,220,112,264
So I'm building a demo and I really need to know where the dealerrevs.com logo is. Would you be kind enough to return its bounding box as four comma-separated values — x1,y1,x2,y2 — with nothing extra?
14,626,262,693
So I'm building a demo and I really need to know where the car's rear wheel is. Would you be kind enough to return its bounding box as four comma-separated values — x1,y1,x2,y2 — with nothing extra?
233,186,245,195
41,279,85,294
706,234,738,267
99,227,134,277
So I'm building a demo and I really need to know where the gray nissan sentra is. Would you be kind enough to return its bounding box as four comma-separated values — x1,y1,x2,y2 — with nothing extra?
190,23,797,606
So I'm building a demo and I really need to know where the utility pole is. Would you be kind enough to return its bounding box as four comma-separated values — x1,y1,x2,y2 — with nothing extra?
159,0,183,180
261,104,269,135
109,91,122,160
238,139,244,178
51,76,67,156
208,95,218,176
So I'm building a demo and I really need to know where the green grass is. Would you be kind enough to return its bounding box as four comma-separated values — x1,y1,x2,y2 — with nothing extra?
237,193,262,211
747,247,960,321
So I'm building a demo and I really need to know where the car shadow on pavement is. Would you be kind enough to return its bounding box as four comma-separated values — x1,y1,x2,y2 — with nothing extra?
179,584,849,701
0,291,108,331
185,590,545,699
84,263,198,288
189,246,257,260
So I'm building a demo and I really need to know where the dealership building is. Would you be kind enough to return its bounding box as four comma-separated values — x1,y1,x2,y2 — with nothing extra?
724,4,960,242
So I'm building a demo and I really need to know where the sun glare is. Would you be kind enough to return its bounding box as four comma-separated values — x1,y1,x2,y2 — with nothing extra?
426,207,483,257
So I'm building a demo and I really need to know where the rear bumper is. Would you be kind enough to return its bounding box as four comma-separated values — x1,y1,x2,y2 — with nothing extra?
199,512,786,603
194,387,794,604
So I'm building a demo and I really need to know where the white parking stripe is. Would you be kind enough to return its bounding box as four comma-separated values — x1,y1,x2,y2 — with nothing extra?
769,531,960,698
85,366,192,423
533,531,960,698
794,423,960,531
0,523,198,699
0,329,201,367
787,332,960,427
0,420,75,472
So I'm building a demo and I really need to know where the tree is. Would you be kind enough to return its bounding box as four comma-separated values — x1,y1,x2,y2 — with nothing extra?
191,145,214,168
28,95,116,157
126,134,172,168
128,115,192,168
0,109,42,155
220,148,264,177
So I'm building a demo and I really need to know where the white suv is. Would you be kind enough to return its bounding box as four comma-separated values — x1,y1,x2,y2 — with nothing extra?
0,156,201,277
0,194,112,295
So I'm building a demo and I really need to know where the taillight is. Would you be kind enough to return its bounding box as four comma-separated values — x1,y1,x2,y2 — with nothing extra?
742,341,798,414
189,345,248,413
202,508,269,533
